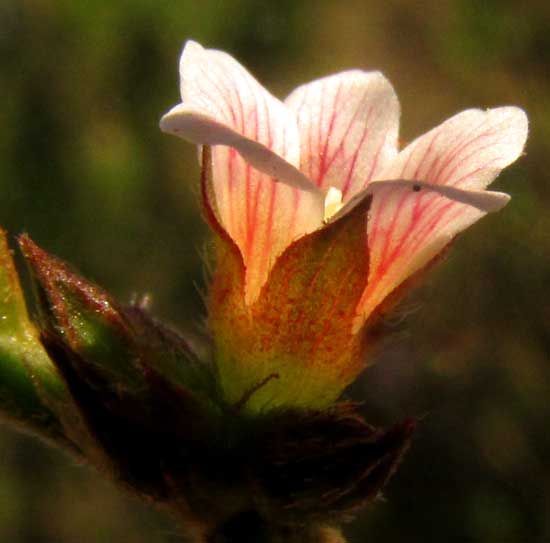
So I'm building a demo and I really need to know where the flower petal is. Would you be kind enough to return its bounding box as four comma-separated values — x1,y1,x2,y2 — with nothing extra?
354,180,511,331
160,105,318,194
381,107,528,189
160,41,324,303
285,70,399,199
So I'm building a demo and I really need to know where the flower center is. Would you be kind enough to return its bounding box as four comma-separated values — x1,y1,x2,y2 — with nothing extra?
324,187,345,220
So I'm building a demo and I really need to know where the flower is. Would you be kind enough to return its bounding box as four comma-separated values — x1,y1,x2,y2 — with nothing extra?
160,41,528,412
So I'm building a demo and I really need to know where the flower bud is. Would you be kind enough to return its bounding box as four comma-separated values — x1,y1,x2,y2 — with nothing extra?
19,234,220,497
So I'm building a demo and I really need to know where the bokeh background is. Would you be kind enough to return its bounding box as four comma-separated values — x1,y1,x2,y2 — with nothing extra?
0,0,549,541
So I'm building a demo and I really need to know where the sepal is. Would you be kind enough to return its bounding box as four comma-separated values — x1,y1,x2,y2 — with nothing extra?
253,404,415,524
179,404,415,540
210,194,373,412
19,234,144,392
19,234,221,495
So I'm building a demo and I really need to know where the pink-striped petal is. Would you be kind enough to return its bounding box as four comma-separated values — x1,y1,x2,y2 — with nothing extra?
285,70,399,200
380,107,528,189
160,105,318,194
354,180,511,331
160,41,324,303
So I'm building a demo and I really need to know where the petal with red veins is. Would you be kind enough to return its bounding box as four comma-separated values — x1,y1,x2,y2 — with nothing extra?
354,180,511,331
381,107,528,189
285,70,399,199
160,41,324,303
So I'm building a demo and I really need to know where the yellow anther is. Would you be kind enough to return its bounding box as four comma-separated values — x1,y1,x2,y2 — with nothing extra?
324,187,344,221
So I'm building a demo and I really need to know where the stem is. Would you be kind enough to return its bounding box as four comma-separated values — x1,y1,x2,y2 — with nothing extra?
0,339,65,442
200,511,348,543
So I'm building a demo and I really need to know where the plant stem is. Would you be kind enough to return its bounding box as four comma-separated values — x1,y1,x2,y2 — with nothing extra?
198,511,348,543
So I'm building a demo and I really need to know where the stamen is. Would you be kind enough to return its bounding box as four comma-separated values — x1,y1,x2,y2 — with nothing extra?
324,187,344,221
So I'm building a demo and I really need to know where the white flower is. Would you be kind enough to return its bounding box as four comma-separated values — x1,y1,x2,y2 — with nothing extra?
160,41,528,409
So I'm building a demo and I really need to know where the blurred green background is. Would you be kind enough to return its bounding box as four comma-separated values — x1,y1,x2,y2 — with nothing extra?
0,0,549,541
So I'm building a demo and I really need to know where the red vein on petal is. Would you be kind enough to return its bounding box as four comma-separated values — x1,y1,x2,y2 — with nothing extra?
250,103,262,255
405,200,458,258
316,81,327,186
262,96,276,268
376,188,413,268
341,101,375,198
414,115,479,182
383,193,447,269
260,179,278,294
363,143,383,190
323,86,368,193
375,192,418,277
427,116,489,184
243,164,252,262
195,63,235,122
360,193,479,319
440,138,503,187
451,158,502,188
410,129,444,180
196,56,244,124
288,188,300,239
281,126,300,240
367,187,392,255
226,149,236,236
443,113,516,183
317,80,343,187
397,198,450,261
304,87,316,182
432,131,486,185
363,105,387,187
391,194,464,275
209,56,244,123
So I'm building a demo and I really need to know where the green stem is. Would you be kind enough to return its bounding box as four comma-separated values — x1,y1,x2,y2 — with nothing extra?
0,339,66,443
